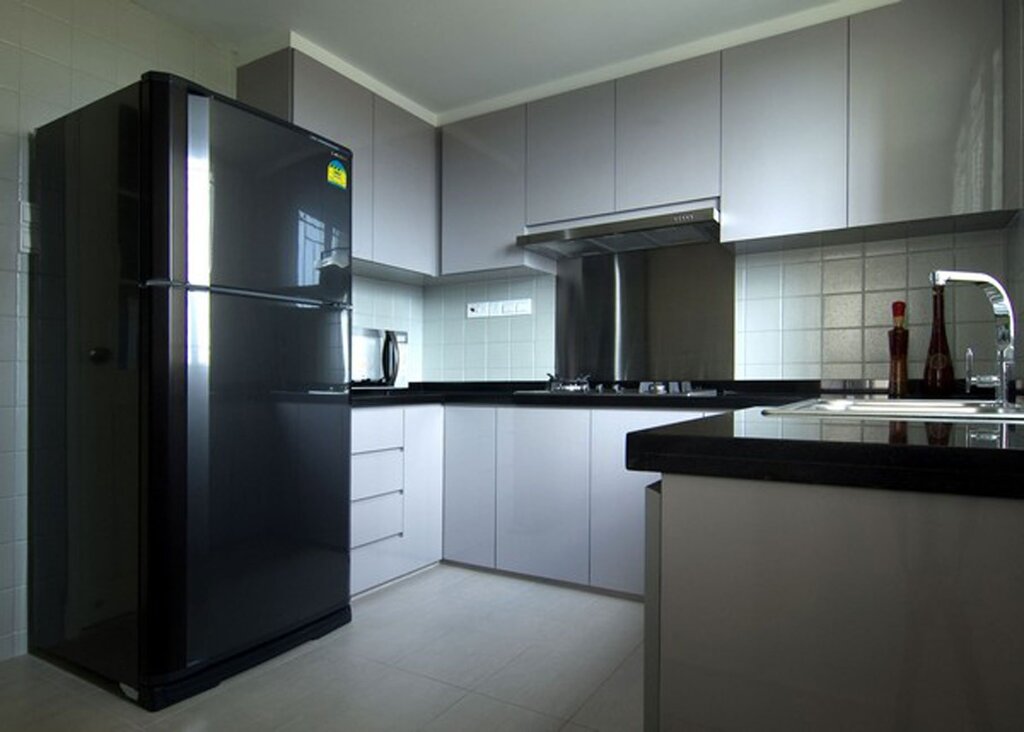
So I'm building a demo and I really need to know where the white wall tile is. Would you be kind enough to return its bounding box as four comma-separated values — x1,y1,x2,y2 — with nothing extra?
823,329,862,363
71,27,117,81
0,41,19,91
743,331,781,366
782,261,821,296
823,293,862,329
822,258,862,294
0,1,22,46
744,298,780,332
745,265,781,300
864,254,907,291
21,6,72,64
782,329,820,364
19,50,71,106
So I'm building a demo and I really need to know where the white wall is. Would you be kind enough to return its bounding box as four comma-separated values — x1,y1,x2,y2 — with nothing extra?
0,0,235,662
734,228,1011,380
422,274,556,381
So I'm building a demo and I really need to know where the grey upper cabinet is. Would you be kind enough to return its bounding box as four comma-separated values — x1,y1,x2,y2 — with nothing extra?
373,97,439,276
721,20,848,242
526,82,615,224
442,106,554,275
238,50,439,277
291,52,374,261
849,0,1005,226
615,54,721,210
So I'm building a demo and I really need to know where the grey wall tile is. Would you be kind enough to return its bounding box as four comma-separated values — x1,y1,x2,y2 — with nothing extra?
782,296,822,330
783,261,822,296
864,254,906,291
864,290,906,327
823,329,862,363
822,258,862,294
823,293,862,329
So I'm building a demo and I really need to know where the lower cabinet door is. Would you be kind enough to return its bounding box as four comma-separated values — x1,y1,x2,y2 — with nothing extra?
589,409,708,595
443,407,497,567
495,407,591,584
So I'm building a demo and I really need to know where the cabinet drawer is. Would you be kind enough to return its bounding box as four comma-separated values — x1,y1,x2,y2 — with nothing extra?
352,408,404,453
351,491,404,549
352,448,404,500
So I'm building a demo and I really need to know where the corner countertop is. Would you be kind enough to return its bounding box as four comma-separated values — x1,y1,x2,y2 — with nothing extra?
626,407,1024,500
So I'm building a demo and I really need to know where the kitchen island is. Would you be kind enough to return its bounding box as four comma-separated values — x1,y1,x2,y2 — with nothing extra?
628,409,1024,730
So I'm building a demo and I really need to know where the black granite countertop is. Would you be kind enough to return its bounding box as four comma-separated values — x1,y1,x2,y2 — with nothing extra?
350,380,824,410
626,407,1024,499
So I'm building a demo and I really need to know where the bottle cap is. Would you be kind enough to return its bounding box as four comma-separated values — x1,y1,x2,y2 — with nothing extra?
891,301,906,318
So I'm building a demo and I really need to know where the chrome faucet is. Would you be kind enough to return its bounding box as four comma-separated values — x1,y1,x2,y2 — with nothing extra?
929,270,1016,406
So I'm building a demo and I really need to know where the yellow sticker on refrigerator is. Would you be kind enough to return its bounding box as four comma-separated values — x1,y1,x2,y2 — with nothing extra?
327,159,348,189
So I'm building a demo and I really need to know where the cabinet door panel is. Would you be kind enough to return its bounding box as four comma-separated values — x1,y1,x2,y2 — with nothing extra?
590,409,706,595
373,98,439,275
442,107,529,274
291,52,375,261
721,20,848,241
401,405,443,567
615,54,721,210
443,407,497,566
496,408,591,584
526,83,615,224
849,0,1004,225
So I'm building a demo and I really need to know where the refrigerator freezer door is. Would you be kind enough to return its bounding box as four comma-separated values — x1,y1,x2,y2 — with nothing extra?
179,289,351,666
183,94,351,305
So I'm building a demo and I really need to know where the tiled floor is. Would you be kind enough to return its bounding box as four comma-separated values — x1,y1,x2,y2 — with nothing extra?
0,564,643,731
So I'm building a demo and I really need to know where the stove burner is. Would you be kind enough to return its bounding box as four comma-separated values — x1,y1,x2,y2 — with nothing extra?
547,373,591,393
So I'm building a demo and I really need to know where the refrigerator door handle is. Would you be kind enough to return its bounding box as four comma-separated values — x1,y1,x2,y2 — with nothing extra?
143,279,353,310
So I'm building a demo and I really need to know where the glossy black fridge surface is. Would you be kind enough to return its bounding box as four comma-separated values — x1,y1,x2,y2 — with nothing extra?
30,73,353,710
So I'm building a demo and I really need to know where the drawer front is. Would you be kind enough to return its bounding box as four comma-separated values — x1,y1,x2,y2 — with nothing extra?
351,491,404,549
352,407,404,453
351,448,404,501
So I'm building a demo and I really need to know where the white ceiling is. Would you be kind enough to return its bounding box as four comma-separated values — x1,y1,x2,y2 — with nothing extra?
137,0,898,124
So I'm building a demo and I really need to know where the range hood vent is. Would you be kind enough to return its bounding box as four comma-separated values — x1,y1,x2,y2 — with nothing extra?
517,206,720,259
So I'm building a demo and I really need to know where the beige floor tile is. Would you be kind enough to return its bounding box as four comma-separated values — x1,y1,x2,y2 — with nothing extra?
0,565,643,731
571,642,643,732
391,625,530,688
473,639,630,720
422,692,564,731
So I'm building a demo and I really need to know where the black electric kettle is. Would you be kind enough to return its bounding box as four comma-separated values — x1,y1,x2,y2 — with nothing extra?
382,329,400,386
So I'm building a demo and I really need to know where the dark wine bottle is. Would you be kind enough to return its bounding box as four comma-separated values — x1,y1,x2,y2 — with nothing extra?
922,285,954,396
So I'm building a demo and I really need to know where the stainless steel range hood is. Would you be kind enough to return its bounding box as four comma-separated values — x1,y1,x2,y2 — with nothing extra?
517,206,720,259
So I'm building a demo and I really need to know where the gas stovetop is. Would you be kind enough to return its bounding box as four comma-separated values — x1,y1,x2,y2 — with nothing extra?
537,376,717,397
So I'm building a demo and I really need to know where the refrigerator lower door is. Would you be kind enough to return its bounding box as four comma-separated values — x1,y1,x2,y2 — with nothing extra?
148,286,351,685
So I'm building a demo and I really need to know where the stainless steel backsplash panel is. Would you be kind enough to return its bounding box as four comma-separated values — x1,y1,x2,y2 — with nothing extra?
556,244,734,380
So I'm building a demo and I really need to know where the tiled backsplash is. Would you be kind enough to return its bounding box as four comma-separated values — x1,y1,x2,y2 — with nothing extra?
422,275,556,382
0,0,236,661
351,276,424,386
735,227,1012,380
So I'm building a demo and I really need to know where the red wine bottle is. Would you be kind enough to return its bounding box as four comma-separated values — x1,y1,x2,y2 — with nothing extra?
888,300,909,398
922,285,954,396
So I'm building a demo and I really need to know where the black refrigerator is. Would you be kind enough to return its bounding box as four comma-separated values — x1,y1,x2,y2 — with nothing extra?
29,73,353,710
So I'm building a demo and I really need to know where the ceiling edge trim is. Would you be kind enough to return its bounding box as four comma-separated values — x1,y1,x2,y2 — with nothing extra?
435,0,898,125
289,32,439,126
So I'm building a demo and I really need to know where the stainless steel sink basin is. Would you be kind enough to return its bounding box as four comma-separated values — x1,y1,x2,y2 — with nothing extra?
763,397,1024,423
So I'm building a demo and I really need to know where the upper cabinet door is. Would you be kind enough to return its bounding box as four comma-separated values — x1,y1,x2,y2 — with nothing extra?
441,106,528,274
372,97,439,276
291,52,374,261
721,20,848,242
615,54,721,211
849,0,1004,226
526,82,615,224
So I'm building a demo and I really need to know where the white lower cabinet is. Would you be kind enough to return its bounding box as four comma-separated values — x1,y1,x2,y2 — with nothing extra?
443,407,497,567
495,407,592,584
350,406,443,594
441,404,715,595
589,409,708,594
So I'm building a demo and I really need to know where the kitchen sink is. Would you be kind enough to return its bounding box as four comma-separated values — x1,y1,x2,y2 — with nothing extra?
763,397,1024,423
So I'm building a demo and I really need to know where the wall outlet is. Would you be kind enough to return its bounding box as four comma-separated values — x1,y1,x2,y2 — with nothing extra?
465,298,533,318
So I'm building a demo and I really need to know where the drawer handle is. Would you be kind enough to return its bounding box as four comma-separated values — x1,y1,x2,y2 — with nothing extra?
351,488,404,504
351,531,404,550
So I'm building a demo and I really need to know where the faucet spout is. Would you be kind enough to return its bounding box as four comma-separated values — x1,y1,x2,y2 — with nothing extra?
930,270,1016,406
